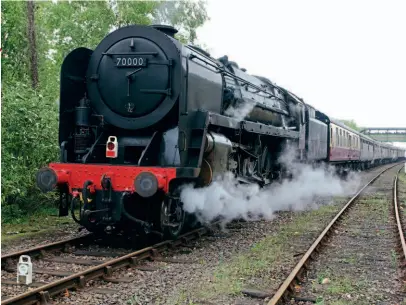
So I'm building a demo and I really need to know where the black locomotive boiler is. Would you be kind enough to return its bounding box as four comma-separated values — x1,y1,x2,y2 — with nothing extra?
36,24,405,238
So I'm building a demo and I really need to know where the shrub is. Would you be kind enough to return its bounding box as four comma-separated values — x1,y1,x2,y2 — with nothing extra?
1,81,59,221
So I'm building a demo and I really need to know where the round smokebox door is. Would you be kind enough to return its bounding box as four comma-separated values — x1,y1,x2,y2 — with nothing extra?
97,37,169,117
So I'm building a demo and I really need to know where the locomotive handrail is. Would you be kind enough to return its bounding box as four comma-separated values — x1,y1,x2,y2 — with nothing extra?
82,132,104,164
102,51,158,56
188,53,285,103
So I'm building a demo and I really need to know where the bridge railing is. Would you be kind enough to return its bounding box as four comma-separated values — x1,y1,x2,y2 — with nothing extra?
359,128,406,142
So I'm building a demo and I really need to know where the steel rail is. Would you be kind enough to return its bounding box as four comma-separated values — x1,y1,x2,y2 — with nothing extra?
1,234,93,262
267,163,400,305
393,165,406,261
1,226,211,305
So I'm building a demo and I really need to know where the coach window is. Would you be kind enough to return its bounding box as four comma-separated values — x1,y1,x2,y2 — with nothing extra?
344,132,346,147
336,128,339,146
337,129,339,146
330,127,333,146
342,131,345,147
342,131,344,147
336,127,340,146
343,130,345,147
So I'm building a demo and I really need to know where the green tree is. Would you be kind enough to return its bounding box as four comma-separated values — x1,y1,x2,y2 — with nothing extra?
37,1,116,97
152,0,209,44
27,0,39,88
340,119,363,132
110,0,158,27
1,1,30,82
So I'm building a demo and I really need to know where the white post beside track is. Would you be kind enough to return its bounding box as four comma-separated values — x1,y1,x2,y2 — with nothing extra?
17,255,33,285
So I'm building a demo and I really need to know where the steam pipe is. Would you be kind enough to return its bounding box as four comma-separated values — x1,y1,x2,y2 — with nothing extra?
121,193,151,228
121,193,163,237
71,196,82,225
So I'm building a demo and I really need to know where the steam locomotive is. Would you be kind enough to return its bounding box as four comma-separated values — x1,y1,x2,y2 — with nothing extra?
36,24,406,239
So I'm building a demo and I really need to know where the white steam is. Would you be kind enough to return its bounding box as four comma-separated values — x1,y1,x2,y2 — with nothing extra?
224,101,255,122
180,146,360,225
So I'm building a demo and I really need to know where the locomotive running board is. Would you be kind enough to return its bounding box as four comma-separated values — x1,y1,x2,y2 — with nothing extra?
207,111,300,139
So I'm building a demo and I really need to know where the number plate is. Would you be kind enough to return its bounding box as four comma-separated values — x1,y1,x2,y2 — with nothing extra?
116,57,147,67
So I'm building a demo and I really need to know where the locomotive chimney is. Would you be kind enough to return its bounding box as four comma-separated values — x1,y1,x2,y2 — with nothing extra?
151,24,178,38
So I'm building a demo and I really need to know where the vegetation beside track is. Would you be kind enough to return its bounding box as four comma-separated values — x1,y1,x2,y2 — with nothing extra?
169,169,406,304
301,182,403,305
169,197,350,304
1,206,76,246
399,170,406,210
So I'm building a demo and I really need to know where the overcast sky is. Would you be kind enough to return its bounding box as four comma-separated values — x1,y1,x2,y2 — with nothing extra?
196,0,405,131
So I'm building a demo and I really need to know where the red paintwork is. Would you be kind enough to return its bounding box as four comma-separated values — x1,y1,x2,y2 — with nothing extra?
329,147,360,162
48,163,176,193
106,150,116,158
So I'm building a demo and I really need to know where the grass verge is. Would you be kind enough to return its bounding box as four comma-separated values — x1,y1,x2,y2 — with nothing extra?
305,190,397,305
399,171,406,208
168,197,349,304
1,206,75,246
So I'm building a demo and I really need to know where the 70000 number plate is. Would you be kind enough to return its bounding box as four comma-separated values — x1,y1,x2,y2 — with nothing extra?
116,57,147,67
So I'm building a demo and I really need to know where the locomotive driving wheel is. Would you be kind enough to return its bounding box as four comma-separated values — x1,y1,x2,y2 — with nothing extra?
159,198,185,239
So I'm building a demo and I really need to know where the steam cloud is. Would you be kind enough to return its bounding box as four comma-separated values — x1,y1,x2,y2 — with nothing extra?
224,101,256,122
180,146,360,225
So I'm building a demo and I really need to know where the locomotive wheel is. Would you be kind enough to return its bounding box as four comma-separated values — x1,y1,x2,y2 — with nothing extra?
159,198,185,240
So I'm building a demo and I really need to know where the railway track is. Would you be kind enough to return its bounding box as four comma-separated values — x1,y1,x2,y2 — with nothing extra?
393,165,406,275
267,162,405,305
1,225,214,305
2,163,402,305
1,234,94,263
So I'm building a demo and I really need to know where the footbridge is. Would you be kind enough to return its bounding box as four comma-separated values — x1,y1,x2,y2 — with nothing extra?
359,128,406,142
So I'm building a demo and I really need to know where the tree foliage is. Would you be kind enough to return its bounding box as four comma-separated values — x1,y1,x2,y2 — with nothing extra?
339,119,363,132
1,82,60,220
1,0,209,221
27,0,39,88
153,0,209,44
1,1,30,82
